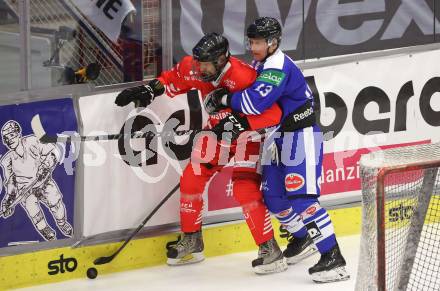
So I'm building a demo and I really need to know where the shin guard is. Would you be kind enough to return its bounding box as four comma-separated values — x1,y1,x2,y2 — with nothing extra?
302,203,337,254
180,193,204,233
243,201,274,245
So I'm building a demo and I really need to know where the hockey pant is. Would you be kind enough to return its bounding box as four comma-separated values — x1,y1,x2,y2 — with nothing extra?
262,125,336,254
179,135,273,245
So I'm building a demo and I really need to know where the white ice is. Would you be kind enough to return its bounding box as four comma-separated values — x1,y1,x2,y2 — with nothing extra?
15,234,360,291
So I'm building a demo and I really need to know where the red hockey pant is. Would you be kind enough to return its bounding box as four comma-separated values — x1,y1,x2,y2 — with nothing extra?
179,135,273,245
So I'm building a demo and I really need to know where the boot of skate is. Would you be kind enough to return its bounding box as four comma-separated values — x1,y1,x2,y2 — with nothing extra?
251,237,288,274
166,230,204,265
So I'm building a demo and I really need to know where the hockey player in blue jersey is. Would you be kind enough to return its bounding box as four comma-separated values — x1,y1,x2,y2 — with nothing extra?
205,17,349,283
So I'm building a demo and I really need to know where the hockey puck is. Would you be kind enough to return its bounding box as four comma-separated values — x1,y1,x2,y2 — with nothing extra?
86,267,98,279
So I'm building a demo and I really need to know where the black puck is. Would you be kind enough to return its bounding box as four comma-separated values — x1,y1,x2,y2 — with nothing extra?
86,267,98,279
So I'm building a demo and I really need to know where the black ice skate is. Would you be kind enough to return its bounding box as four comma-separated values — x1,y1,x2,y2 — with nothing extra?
252,238,288,274
283,233,318,265
308,243,350,283
166,231,204,265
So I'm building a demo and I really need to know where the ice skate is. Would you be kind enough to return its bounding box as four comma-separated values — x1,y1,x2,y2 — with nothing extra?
283,233,318,265
57,220,73,237
308,243,350,283
39,226,56,241
252,238,288,274
166,231,204,265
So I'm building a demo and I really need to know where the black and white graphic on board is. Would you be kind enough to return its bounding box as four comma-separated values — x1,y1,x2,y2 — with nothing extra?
0,120,73,241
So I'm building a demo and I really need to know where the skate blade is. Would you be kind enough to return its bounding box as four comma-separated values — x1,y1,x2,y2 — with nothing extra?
285,245,318,265
167,252,205,266
311,266,350,283
253,258,288,275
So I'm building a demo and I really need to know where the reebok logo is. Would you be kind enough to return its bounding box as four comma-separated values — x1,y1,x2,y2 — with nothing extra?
293,107,314,122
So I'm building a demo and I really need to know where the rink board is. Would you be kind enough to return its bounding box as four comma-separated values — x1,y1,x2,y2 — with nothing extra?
2,32,440,291
0,206,360,290
78,47,440,238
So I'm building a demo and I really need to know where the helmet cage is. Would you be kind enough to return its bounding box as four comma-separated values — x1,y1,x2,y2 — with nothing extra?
192,33,230,82
192,55,228,82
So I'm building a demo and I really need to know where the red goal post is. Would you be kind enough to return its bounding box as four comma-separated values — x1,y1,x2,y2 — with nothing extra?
356,143,440,291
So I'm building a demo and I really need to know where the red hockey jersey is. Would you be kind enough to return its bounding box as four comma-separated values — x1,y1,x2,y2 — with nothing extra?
157,55,281,130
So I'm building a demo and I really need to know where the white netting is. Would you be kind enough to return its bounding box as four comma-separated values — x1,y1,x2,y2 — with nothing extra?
360,143,440,169
4,0,123,85
356,143,440,291
3,0,162,86
142,0,161,78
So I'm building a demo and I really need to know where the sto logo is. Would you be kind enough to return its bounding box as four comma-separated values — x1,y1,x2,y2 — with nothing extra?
285,173,305,192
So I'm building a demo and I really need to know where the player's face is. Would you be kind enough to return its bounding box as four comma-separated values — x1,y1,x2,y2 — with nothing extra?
248,38,269,61
248,38,278,61
197,61,217,81
2,132,20,149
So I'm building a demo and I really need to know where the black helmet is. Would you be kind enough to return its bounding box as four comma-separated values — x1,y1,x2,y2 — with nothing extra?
247,17,282,42
192,33,230,81
192,33,230,63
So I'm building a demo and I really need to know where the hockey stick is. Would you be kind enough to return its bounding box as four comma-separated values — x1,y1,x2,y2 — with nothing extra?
0,171,51,218
0,181,37,218
31,114,268,144
31,114,197,143
93,183,180,265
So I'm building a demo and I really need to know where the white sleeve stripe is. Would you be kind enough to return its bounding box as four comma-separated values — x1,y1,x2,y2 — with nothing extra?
241,91,255,114
244,90,261,114
241,93,253,114
241,92,256,115
240,98,252,115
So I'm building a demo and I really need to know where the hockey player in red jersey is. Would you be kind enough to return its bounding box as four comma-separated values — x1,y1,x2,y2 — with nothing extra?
115,33,286,274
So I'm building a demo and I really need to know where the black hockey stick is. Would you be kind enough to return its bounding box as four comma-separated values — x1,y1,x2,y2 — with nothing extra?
31,114,200,143
31,114,268,144
93,183,180,265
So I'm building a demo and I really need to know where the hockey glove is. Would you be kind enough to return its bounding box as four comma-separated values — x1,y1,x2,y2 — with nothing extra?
115,79,165,107
36,164,51,183
204,88,230,114
34,153,57,188
1,192,16,218
211,112,250,143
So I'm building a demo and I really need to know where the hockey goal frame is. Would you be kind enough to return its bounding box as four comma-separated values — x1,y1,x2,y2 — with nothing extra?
375,161,440,291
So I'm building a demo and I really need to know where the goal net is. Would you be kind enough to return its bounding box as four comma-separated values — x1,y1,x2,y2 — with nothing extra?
355,143,440,291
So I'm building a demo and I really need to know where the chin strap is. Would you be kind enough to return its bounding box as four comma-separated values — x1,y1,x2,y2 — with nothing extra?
262,39,279,62
211,61,232,86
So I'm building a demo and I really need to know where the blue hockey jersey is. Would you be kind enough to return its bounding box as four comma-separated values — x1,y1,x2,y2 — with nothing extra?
229,49,313,122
